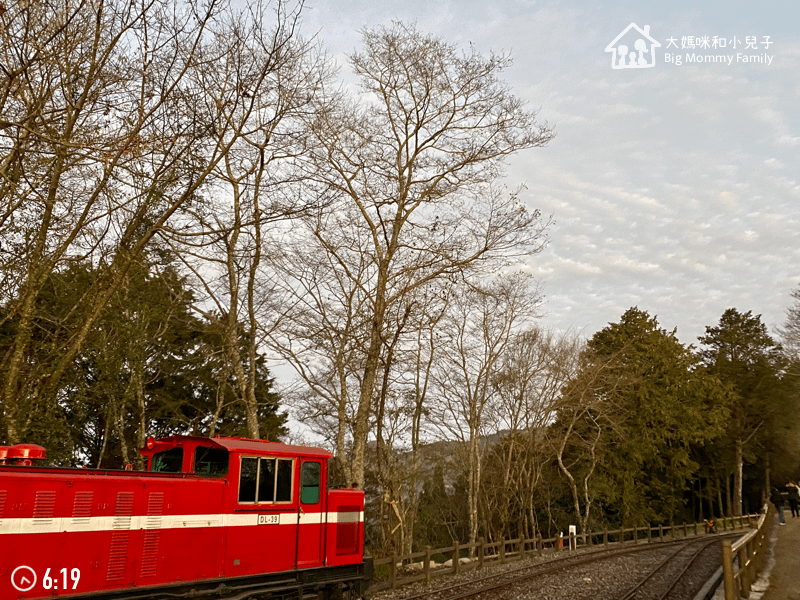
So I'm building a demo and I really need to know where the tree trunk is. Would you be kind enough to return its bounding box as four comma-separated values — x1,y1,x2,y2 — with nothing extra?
351,262,390,487
115,399,130,466
469,435,481,549
134,362,147,470
733,438,743,516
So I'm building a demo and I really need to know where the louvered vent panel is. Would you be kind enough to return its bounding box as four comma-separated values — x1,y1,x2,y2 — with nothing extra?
71,491,93,525
140,492,164,578
0,490,6,517
106,492,134,581
335,505,360,556
33,491,56,525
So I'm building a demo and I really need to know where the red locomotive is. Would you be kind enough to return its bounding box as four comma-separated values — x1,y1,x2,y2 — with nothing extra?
0,436,372,599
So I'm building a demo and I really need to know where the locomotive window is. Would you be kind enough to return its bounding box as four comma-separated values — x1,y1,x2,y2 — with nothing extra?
151,447,183,473
239,457,258,502
276,459,293,502
258,458,276,502
194,446,229,475
301,461,321,504
238,456,294,504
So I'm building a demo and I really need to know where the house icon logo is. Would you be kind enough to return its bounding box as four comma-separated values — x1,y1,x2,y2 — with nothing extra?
605,23,661,69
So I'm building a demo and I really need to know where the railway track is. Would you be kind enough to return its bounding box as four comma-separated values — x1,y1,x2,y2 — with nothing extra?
618,537,721,600
373,534,739,600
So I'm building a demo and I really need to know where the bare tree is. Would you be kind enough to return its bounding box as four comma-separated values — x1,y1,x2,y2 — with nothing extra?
549,347,624,535
483,328,580,541
0,0,310,444
266,209,373,481
431,274,542,547
371,281,450,555
275,22,553,486
161,1,327,438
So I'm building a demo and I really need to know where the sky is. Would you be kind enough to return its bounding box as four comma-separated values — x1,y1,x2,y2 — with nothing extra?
296,0,800,348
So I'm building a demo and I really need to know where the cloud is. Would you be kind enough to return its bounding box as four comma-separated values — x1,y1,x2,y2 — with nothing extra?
296,0,800,348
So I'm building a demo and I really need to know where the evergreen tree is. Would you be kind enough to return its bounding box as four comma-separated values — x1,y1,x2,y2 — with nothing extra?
555,307,727,529
699,308,800,514
0,256,287,467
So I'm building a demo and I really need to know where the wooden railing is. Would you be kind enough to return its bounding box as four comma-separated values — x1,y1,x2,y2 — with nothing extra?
369,513,761,592
722,505,770,600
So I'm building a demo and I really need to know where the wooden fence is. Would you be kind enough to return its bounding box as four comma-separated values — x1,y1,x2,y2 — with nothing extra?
369,513,762,592
722,505,770,600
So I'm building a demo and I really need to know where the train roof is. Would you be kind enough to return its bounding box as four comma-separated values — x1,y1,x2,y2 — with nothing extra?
144,435,334,459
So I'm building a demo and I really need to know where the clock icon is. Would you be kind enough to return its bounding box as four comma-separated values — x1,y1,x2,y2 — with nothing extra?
11,566,37,592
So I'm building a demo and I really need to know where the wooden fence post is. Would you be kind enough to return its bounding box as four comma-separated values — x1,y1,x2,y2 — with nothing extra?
647,525,652,543
683,522,687,537
500,536,506,563
737,546,750,597
390,556,397,589
603,529,608,548
722,540,736,600
659,524,664,542
453,541,460,575
519,537,526,559
536,535,542,557
424,546,431,583
478,537,485,569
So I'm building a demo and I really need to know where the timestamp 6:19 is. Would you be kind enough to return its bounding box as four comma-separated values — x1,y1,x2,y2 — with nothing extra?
43,568,80,590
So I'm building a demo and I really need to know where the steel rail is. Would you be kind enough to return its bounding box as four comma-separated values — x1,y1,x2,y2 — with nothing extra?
617,538,719,600
659,539,721,600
